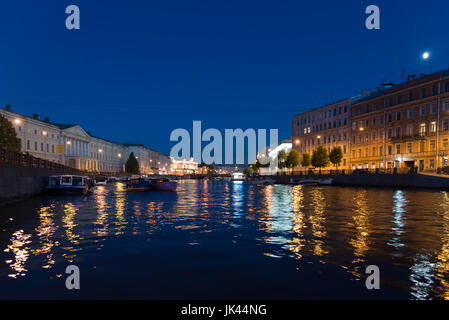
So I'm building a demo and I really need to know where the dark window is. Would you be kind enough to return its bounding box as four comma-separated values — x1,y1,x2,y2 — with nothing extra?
388,114,392,122
397,96,402,104
445,82,449,93
396,112,401,121
409,92,414,101
421,88,427,98
432,86,437,96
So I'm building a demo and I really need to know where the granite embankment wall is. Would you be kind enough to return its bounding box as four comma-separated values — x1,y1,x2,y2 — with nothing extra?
271,173,449,189
0,163,81,205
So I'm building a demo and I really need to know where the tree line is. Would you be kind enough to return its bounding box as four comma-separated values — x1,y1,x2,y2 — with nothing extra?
244,146,343,175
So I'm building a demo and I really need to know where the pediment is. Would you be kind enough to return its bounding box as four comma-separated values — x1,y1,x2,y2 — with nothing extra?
62,125,91,139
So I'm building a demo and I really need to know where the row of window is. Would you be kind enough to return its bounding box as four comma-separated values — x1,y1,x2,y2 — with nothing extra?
351,139,446,159
352,82,449,116
302,118,348,134
297,105,348,126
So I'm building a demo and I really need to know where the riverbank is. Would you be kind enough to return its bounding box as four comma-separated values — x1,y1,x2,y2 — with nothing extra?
268,172,449,189
0,163,82,206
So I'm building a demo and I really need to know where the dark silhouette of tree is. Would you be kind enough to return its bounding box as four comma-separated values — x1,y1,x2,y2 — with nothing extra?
329,146,343,170
312,146,329,169
0,113,20,152
125,152,140,174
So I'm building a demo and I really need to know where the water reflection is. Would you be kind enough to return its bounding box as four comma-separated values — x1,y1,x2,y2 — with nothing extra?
1,181,449,299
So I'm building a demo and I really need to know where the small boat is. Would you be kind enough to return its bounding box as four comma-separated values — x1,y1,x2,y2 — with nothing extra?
318,178,333,186
232,172,245,181
94,176,108,186
151,179,178,192
296,179,320,186
46,175,92,195
127,179,152,192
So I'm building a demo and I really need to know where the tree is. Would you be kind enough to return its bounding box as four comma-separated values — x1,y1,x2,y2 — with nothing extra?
312,146,329,169
329,146,343,170
285,149,300,170
125,152,140,174
301,153,311,168
251,160,261,173
0,114,20,152
243,167,253,176
278,150,287,170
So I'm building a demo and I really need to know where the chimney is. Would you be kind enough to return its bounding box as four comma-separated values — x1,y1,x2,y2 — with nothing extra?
44,117,50,123
32,114,39,120
5,105,11,111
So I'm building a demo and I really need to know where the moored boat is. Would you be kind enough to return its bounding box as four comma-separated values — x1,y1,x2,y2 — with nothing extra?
46,175,92,195
95,176,108,186
127,179,152,192
151,178,178,192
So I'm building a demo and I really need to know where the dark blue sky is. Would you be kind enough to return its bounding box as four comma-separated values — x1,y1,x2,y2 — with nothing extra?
1,0,448,155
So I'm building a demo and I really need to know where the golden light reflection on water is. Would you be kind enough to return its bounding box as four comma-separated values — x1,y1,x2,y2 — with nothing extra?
349,190,371,265
94,186,109,237
32,205,58,269
436,192,449,300
62,202,80,262
4,230,32,278
288,186,306,260
113,182,127,236
309,188,328,258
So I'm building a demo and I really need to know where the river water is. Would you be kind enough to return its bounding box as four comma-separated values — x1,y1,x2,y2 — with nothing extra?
0,180,448,299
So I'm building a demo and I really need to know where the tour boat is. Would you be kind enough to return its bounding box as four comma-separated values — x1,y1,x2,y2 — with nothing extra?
46,175,92,195
127,179,152,192
151,179,178,192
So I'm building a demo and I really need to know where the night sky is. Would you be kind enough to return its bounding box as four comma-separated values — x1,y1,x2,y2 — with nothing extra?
1,0,448,155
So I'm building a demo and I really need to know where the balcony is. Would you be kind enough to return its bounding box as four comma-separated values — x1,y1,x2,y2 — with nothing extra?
390,134,426,143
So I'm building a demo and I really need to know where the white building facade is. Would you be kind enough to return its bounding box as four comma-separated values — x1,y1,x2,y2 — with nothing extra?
1,106,168,174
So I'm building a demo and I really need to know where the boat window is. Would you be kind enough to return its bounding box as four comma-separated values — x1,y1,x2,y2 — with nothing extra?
72,177,83,186
49,177,60,186
62,176,72,184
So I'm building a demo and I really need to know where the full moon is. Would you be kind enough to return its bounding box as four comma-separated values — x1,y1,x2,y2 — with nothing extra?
423,52,430,59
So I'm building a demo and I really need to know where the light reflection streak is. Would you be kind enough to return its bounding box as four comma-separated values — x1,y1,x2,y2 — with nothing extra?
309,188,328,258
388,190,406,249
5,230,32,278
62,202,80,262
32,205,58,268
288,186,306,260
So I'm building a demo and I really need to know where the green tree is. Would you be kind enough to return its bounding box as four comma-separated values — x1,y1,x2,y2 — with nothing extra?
278,150,287,170
0,114,20,152
312,146,329,169
285,149,300,169
301,153,311,168
125,152,140,174
243,167,253,176
329,146,343,170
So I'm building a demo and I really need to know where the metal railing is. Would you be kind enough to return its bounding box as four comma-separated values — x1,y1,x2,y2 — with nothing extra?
0,148,86,174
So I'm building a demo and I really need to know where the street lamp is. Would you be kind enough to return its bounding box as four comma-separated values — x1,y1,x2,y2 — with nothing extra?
14,119,22,125
295,139,300,145
359,127,364,131
422,51,430,60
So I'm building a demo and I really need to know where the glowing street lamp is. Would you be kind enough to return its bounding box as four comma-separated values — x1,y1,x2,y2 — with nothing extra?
295,139,300,145
66,141,72,145
14,119,22,125
359,127,364,131
422,51,430,60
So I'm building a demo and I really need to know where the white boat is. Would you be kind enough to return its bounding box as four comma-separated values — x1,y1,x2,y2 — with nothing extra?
232,172,245,181
46,175,93,195
94,176,108,186
318,178,333,186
